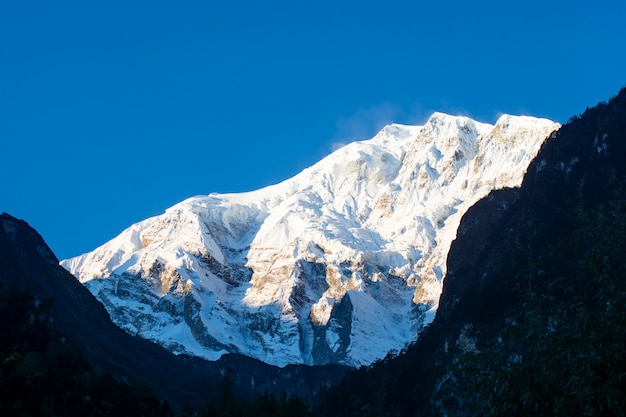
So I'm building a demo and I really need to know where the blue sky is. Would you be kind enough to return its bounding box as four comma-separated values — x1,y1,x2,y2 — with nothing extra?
1,0,625,260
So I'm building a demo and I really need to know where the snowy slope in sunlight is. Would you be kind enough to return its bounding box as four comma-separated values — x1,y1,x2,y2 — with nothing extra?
62,113,559,367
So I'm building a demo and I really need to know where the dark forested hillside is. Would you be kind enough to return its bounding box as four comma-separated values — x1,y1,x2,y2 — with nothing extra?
0,289,174,416
318,88,626,416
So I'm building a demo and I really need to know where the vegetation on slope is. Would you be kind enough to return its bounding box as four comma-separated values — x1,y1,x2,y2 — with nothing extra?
439,184,626,416
0,288,174,416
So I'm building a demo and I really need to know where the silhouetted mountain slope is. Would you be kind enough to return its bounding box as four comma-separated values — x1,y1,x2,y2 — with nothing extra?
318,89,626,417
430,91,626,417
0,213,346,412
440,88,626,327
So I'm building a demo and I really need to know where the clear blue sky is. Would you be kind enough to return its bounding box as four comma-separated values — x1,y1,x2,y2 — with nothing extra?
1,0,625,260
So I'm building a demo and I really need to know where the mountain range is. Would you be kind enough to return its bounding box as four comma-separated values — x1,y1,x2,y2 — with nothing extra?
61,112,558,367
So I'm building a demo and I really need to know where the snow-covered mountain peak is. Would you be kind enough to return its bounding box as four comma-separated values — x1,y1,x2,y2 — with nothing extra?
422,112,486,139
62,112,559,367
370,123,421,143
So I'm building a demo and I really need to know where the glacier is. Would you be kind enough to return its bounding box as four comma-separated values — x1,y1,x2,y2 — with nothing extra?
62,113,559,367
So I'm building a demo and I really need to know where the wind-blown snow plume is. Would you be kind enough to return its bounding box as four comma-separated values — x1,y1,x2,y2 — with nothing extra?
62,113,559,367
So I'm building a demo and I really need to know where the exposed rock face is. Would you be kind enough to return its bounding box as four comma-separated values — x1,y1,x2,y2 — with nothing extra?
62,113,559,367
0,213,348,409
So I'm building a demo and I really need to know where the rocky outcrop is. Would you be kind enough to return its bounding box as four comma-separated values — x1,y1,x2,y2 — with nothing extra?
0,213,348,410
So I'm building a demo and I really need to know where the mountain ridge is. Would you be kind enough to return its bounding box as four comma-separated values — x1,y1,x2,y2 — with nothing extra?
63,112,559,367
318,87,626,416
